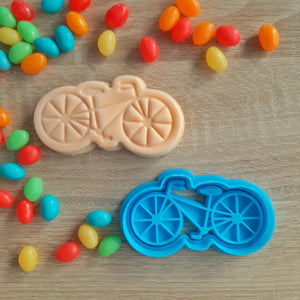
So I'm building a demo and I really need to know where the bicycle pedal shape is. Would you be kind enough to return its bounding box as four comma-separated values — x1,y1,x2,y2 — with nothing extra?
120,169,275,257
34,75,184,156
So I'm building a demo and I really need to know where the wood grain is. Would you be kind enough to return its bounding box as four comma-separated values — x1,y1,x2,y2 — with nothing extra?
0,0,299,299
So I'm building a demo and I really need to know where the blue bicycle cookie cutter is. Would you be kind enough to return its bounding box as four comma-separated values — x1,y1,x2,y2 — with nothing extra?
120,169,275,257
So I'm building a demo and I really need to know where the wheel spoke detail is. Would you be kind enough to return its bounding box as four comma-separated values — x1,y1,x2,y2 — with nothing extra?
235,195,239,213
133,218,152,222
158,197,168,214
220,222,235,235
236,224,240,242
140,203,153,217
241,202,254,216
214,219,232,228
220,201,235,215
162,218,181,222
161,201,173,216
140,223,154,236
155,224,159,243
241,222,255,234
160,223,175,237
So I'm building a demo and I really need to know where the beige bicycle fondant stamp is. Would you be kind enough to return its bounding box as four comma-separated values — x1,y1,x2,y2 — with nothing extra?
34,76,184,156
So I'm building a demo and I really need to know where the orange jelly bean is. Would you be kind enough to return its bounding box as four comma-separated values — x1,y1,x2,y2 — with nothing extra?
176,0,200,17
21,53,47,74
66,11,88,36
159,6,180,32
258,24,279,51
0,108,10,127
193,22,215,45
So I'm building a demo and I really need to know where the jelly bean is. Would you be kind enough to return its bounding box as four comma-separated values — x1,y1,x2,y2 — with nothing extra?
216,25,240,47
86,210,112,227
0,7,17,28
171,18,192,43
97,30,116,57
105,3,129,29
7,130,29,151
192,22,215,46
66,11,88,36
140,37,159,63
55,242,80,262
24,177,43,202
18,246,37,272
17,21,39,43
11,0,34,21
206,47,227,72
0,108,11,127
55,26,75,52
159,6,180,32
68,0,92,12
176,0,200,17
0,163,25,180
16,199,34,224
34,37,60,58
0,27,22,46
0,190,14,208
41,0,64,14
258,24,279,51
8,42,33,64
78,224,99,249
18,145,41,165
0,129,5,145
98,236,121,257
40,195,59,221
21,53,47,74
0,50,11,71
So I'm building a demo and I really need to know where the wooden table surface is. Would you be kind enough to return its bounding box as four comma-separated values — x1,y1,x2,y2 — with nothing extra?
0,0,299,299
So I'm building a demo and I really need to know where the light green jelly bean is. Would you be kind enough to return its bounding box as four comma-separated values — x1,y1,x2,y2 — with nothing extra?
0,7,16,28
24,177,43,202
17,21,39,44
98,236,121,257
6,130,29,151
8,42,33,64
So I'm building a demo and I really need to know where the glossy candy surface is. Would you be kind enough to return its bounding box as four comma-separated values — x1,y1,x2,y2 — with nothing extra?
86,210,112,227
0,129,5,145
78,224,99,249
0,163,25,180
0,50,11,70
159,6,180,32
41,0,64,14
18,145,41,165
34,37,60,57
0,27,22,46
55,26,75,52
216,25,240,47
97,30,116,56
105,3,129,29
258,24,279,51
55,242,80,262
206,47,227,72
140,37,159,63
40,195,59,221
8,42,33,64
24,177,43,202
17,21,39,43
66,11,88,36
68,0,92,12
7,130,29,151
0,108,11,127
176,0,200,17
21,53,47,74
0,7,17,28
98,236,121,257
16,199,34,224
192,22,215,45
0,190,14,208
171,18,192,42
19,246,37,272
11,0,34,21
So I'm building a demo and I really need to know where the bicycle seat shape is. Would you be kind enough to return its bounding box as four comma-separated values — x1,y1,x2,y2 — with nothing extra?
34,75,184,156
120,169,275,257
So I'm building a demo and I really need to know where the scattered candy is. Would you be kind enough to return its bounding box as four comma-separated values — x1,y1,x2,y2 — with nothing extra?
16,199,34,224
192,22,215,46
176,0,200,17
78,224,99,249
24,177,43,202
11,0,34,21
0,7,17,28
258,24,279,51
0,50,12,71
66,11,88,36
8,42,33,64
21,53,47,74
216,25,240,47
17,21,39,44
41,0,64,14
55,242,80,262
97,30,116,56
17,145,41,165
140,37,159,63
55,25,75,52
18,246,37,272
40,194,59,221
86,210,112,228
68,0,92,12
6,129,29,151
105,3,129,29
0,27,23,46
171,18,192,42
0,163,25,180
0,190,14,208
159,6,180,32
206,46,227,72
34,37,60,58
98,236,121,257
0,108,11,127
0,129,5,145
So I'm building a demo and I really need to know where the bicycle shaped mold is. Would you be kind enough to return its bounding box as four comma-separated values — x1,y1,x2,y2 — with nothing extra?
120,169,275,257
34,75,184,156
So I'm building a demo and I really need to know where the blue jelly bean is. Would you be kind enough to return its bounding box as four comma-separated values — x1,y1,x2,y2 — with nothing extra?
0,50,11,71
0,163,25,180
86,210,112,228
54,26,75,52
34,37,60,57
40,194,59,221
41,0,64,14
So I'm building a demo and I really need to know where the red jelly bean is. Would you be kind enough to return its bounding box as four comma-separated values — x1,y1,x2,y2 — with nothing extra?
11,0,34,21
171,18,192,42
0,129,5,145
55,242,80,262
17,145,41,165
105,3,129,29
68,0,92,12
216,25,240,47
140,37,159,63
0,190,14,208
16,199,34,224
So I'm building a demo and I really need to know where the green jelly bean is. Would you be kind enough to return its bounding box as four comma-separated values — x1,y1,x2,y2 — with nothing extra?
8,42,33,64
6,130,29,151
0,7,16,28
17,21,39,44
24,177,43,202
98,236,121,257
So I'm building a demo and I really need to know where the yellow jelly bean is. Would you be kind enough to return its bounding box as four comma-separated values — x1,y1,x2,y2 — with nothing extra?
206,47,227,72
78,224,99,249
0,27,22,46
18,246,37,272
97,30,116,56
